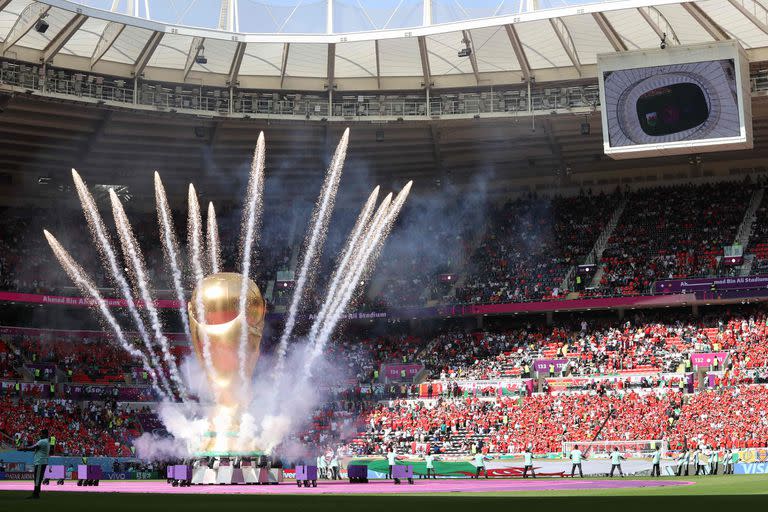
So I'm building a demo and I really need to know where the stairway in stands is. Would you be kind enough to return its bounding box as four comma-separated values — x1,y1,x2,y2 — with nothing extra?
587,197,629,289
736,188,765,276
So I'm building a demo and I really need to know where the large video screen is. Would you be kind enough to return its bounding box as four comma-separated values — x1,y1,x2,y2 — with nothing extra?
598,42,752,159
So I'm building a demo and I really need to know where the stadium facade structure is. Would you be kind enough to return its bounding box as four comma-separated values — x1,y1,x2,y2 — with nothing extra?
2,0,768,201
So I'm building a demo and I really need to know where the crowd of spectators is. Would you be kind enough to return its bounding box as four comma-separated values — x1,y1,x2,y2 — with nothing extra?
1,180,767,310
419,307,768,381
14,334,134,384
0,202,292,297
0,396,140,457
597,182,753,296
457,191,619,304
0,340,21,379
357,391,676,455
355,383,768,456
674,385,768,449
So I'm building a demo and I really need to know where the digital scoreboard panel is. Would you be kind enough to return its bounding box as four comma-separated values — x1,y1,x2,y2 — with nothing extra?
597,41,752,159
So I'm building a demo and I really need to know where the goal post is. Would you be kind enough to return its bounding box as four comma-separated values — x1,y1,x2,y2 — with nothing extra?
562,440,668,458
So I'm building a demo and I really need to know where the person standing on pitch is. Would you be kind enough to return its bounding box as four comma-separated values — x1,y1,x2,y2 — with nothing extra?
423,450,438,479
729,449,739,474
676,447,690,476
651,446,661,476
472,452,490,479
570,445,585,478
20,428,50,499
694,446,708,476
609,447,624,477
386,448,397,479
317,453,327,479
329,454,340,480
522,447,536,478
710,446,720,475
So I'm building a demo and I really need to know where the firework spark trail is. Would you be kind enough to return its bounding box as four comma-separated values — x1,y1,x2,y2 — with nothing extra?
318,192,391,328
306,182,412,375
109,189,186,398
207,202,222,274
154,172,191,341
300,193,392,376
237,133,266,384
273,128,350,374
306,186,380,344
44,230,169,401
188,185,216,378
71,169,174,397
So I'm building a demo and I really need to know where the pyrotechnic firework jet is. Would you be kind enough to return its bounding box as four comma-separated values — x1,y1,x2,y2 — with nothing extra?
301,192,392,376
237,133,266,384
273,128,350,374
154,172,191,341
70,169,174,397
306,186,380,344
308,182,413,374
109,189,186,398
43,230,169,401
207,202,221,274
188,184,216,378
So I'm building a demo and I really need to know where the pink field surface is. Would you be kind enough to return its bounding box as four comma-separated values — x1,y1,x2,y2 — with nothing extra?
0,478,694,496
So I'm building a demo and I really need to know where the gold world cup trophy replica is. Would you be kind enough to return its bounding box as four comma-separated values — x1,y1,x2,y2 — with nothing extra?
188,272,266,457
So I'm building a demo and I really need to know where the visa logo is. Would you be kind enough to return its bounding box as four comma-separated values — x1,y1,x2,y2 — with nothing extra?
737,463,768,474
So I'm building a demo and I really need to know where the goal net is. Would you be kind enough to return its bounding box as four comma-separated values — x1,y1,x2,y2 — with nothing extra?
561,440,667,458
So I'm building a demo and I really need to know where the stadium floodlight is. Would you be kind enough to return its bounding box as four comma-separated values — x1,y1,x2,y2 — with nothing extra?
458,37,472,58
195,44,207,65
34,18,49,34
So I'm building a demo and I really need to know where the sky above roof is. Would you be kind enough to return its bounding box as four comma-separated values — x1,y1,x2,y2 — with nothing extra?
71,0,609,33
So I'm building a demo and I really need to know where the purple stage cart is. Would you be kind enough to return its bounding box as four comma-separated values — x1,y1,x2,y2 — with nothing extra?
77,465,102,486
170,465,192,487
166,465,175,482
295,465,317,488
347,465,368,483
43,465,66,485
392,465,414,485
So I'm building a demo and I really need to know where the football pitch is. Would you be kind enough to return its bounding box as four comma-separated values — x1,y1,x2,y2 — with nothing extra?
0,475,766,512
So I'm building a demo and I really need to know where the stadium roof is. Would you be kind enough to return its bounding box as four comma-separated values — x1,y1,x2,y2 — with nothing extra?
2,0,768,89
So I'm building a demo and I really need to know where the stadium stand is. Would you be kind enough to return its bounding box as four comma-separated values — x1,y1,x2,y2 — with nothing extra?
597,182,754,296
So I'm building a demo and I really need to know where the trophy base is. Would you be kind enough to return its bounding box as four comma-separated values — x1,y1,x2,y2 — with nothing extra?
187,455,283,486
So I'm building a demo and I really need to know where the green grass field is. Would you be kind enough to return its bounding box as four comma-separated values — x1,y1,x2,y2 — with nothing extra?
0,476,766,512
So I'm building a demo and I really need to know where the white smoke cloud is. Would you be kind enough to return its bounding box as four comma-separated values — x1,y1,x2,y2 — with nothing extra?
134,340,345,462
133,433,189,460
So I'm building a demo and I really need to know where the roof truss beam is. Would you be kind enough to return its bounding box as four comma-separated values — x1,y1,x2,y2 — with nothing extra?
91,22,126,68
279,43,290,88
134,31,163,77
228,41,246,85
417,36,431,87
682,2,729,41
592,12,627,51
637,6,681,45
42,13,87,64
504,24,531,81
183,36,205,81
1,2,51,56
727,0,768,35
549,17,582,77
461,30,480,85
0,0,13,14
327,42,335,88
